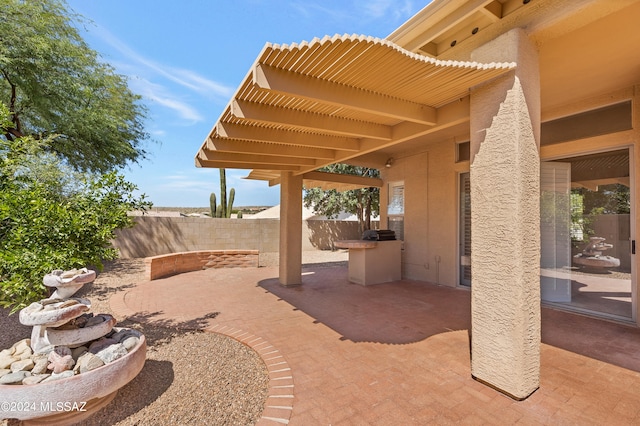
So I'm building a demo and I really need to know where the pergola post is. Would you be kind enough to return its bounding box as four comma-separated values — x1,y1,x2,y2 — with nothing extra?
279,171,303,286
469,28,541,399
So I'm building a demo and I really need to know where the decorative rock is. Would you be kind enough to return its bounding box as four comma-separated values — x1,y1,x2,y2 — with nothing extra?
0,354,17,369
30,326,55,355
71,346,88,361
85,315,106,328
13,339,31,355
47,347,75,373
45,268,96,299
75,352,105,374
10,359,34,372
19,298,90,327
122,336,140,352
0,371,30,385
110,329,139,343
89,337,118,354
41,370,74,383
0,368,11,378
45,314,116,348
96,343,128,364
17,346,33,361
73,314,90,328
22,374,50,385
31,358,49,375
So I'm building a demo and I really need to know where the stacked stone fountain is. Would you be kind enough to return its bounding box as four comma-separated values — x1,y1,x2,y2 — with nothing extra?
573,236,621,270
0,268,146,424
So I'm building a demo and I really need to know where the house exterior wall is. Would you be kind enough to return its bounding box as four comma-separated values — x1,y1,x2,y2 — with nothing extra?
381,141,462,287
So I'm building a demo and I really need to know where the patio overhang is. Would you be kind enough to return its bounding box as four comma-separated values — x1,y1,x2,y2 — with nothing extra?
195,34,515,190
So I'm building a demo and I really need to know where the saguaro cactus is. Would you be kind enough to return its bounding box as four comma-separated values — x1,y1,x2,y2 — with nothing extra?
210,169,236,218
220,169,227,219
209,193,216,217
226,188,235,218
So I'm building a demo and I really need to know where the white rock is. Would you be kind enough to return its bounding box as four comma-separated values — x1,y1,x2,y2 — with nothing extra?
75,352,105,373
0,370,30,384
96,343,128,364
122,336,140,352
31,358,49,375
12,339,31,355
0,354,17,370
10,359,34,372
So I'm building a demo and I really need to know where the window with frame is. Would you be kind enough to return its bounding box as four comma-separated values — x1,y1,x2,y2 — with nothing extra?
387,181,404,240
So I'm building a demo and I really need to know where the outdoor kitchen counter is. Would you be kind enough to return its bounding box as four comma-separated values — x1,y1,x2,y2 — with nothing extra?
335,239,402,285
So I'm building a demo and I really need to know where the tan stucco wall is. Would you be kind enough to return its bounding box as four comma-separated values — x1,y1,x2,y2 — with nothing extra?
381,142,462,287
113,216,363,258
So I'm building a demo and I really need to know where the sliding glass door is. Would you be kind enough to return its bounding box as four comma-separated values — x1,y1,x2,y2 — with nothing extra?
541,149,633,320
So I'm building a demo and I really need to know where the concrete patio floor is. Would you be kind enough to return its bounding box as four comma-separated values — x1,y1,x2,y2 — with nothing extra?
110,263,640,425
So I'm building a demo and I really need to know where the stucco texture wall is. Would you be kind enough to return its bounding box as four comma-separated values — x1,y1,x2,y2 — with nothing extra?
381,144,460,287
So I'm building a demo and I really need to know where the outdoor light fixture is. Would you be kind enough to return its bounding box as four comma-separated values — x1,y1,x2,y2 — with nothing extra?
385,158,394,168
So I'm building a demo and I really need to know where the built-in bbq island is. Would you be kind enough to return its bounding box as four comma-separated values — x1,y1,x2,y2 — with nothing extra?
334,230,402,285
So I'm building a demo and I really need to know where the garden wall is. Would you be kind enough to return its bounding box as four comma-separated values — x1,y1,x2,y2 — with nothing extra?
113,216,370,258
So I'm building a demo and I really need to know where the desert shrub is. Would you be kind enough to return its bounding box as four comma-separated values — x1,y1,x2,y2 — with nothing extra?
0,115,150,311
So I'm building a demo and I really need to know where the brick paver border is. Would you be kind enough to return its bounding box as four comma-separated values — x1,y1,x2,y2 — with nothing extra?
205,324,294,425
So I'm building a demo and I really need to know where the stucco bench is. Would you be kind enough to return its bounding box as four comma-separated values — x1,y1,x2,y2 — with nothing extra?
145,250,259,281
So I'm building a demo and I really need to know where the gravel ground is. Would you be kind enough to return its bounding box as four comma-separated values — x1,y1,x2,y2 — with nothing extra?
1,249,348,425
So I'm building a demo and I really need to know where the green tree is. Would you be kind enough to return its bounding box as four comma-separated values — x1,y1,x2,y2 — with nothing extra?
0,105,151,311
0,0,149,173
303,164,380,234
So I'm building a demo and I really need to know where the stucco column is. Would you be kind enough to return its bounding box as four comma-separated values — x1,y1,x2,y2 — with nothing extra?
279,171,303,286
469,28,541,400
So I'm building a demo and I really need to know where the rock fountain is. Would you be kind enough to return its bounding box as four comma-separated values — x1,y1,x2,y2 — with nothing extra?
0,268,146,424
573,236,621,270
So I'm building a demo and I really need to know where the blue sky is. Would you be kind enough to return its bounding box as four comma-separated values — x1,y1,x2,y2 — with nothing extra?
66,0,421,207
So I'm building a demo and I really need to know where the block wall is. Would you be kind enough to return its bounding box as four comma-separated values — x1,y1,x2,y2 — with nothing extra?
114,216,367,258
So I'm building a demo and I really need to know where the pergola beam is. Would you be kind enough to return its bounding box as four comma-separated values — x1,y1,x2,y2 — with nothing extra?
302,171,383,188
195,158,300,171
253,63,437,125
216,122,361,151
231,99,392,140
206,137,336,160
198,150,318,167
